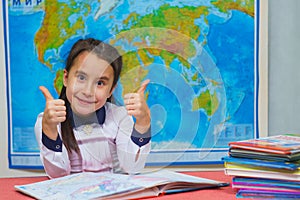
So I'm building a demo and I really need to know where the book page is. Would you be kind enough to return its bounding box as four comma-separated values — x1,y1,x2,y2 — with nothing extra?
15,172,142,199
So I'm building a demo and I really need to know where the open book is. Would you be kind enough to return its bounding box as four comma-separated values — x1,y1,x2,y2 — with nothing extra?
15,170,229,199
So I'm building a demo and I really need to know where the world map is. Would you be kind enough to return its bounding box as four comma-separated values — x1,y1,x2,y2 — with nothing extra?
5,0,257,168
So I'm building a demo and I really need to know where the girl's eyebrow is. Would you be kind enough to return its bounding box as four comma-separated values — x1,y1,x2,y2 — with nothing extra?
75,70,110,80
75,70,87,76
99,76,110,81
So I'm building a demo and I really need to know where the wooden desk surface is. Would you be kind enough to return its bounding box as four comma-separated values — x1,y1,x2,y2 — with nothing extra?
0,171,245,199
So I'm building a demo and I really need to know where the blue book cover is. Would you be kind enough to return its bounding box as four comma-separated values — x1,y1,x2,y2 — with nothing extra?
223,156,300,171
233,177,300,190
236,189,300,199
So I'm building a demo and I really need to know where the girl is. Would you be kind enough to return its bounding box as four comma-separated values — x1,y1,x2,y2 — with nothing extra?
35,38,151,178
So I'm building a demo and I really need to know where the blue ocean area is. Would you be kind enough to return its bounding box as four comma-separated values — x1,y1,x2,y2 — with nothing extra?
9,12,48,151
207,10,254,125
9,12,53,123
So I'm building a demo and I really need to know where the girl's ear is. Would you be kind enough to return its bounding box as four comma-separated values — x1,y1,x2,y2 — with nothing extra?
63,69,68,87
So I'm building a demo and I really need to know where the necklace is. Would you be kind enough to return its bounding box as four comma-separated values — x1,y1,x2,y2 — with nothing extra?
82,124,93,135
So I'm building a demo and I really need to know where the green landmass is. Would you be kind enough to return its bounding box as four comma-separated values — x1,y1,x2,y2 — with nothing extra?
111,4,216,111
192,89,219,116
34,0,90,94
54,69,64,95
212,0,254,17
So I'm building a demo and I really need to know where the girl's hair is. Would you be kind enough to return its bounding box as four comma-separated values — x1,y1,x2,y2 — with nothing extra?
59,38,122,153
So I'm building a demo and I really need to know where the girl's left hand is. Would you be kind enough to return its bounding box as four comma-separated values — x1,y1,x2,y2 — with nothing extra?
124,79,150,133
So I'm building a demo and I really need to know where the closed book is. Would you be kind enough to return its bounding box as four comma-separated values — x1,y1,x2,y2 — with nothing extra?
223,156,300,171
224,166,300,181
232,177,300,191
229,134,300,155
229,148,300,161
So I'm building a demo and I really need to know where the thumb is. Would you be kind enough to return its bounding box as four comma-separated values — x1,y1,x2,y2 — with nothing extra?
39,86,54,101
137,79,150,94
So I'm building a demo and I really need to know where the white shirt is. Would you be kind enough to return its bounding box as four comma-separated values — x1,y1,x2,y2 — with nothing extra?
35,102,151,178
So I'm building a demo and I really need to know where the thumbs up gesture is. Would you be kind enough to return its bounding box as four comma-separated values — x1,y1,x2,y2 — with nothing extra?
39,86,66,140
124,79,151,133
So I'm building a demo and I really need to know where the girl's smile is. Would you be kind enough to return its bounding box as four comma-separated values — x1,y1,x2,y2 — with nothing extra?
75,96,96,105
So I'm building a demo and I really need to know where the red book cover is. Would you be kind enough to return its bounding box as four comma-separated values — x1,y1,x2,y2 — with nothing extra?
229,134,300,155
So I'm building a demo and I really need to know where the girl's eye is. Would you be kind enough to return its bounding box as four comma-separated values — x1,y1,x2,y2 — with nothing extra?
77,74,86,81
97,81,104,86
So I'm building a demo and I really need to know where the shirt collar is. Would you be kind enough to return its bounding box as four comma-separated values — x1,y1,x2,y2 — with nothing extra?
67,104,106,128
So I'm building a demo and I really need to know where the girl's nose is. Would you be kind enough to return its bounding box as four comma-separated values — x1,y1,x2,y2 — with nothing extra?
82,82,95,96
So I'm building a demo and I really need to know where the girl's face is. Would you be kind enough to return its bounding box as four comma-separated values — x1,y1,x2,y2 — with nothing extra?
63,51,115,116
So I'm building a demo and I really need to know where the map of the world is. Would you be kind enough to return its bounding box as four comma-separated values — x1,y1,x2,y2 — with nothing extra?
4,0,257,168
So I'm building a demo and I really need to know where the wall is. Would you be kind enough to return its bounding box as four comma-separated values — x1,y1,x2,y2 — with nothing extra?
0,0,299,177
268,0,300,135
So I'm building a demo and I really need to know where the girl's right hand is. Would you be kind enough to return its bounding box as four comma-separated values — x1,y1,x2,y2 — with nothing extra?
39,86,66,140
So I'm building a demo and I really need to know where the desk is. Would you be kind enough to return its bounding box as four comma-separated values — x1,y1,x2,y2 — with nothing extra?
0,171,245,199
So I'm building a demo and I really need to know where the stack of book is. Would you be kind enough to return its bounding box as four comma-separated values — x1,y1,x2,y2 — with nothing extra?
223,133,300,199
